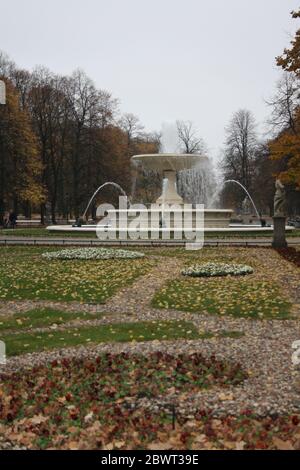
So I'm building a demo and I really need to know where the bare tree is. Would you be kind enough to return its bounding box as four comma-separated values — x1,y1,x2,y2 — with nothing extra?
176,120,206,154
28,68,72,223
266,72,300,134
119,113,144,142
65,70,116,217
221,109,257,194
0,50,15,77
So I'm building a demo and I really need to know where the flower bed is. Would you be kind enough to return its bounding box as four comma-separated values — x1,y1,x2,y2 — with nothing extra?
42,247,145,260
182,262,254,278
0,353,246,449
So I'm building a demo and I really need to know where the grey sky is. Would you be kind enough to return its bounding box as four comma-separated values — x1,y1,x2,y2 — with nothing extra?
0,0,299,160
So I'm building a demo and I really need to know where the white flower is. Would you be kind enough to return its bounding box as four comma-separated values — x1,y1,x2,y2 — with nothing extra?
42,248,145,261
182,262,253,278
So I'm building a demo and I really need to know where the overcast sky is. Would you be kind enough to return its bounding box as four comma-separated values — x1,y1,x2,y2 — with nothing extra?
1,0,300,160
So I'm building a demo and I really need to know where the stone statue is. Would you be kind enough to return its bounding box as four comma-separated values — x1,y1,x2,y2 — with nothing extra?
242,197,251,215
274,179,286,217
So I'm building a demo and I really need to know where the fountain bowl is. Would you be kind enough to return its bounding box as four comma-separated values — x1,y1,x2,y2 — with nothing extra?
132,153,208,205
131,153,207,173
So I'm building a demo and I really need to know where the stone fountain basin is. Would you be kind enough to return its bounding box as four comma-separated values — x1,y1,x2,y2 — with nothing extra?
131,153,207,173
107,208,233,228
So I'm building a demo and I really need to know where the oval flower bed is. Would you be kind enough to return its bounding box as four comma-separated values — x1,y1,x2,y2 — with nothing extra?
42,247,145,260
182,262,254,278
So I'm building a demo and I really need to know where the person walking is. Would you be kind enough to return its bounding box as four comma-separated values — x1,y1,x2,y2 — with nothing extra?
8,211,17,229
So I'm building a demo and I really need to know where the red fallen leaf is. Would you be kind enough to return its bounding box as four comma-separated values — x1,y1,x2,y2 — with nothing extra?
61,359,70,368
180,432,190,444
65,393,73,402
203,425,216,438
259,431,268,440
241,409,253,416
256,440,268,450
68,408,79,420
54,415,63,424
292,416,300,426
85,362,96,373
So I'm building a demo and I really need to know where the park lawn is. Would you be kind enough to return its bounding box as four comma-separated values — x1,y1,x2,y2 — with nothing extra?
152,277,291,319
1,228,300,238
0,247,153,303
0,308,105,333
0,309,245,356
2,320,204,356
0,228,97,238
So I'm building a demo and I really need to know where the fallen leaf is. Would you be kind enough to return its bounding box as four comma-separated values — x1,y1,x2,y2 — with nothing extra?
272,437,294,450
218,393,234,401
235,441,246,450
147,442,173,450
29,415,49,425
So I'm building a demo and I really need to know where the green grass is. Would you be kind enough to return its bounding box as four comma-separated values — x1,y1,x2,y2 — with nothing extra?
0,228,97,238
219,330,245,339
0,247,153,303
203,230,300,239
0,308,104,332
1,228,300,239
2,320,201,356
152,277,291,319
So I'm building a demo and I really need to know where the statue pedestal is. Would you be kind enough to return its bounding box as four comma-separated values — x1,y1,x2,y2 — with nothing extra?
272,217,287,248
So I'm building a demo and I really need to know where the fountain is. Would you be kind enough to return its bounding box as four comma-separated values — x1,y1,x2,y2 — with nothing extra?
129,153,233,228
46,129,293,238
209,179,261,221
132,153,203,205
224,180,260,220
82,182,129,221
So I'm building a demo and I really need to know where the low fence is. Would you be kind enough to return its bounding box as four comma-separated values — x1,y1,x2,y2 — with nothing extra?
0,238,299,247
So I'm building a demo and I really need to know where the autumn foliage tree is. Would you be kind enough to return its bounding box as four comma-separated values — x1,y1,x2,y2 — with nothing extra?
276,9,300,75
0,79,44,224
269,9,300,191
0,51,162,224
269,108,300,188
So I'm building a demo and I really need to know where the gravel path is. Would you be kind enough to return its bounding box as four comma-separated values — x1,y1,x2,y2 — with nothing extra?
1,323,300,418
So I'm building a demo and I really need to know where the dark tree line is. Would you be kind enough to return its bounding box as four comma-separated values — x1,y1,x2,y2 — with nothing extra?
0,51,159,224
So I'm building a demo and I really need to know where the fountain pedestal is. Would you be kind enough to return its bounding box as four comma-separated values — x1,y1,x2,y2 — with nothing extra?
156,170,183,205
131,153,233,229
